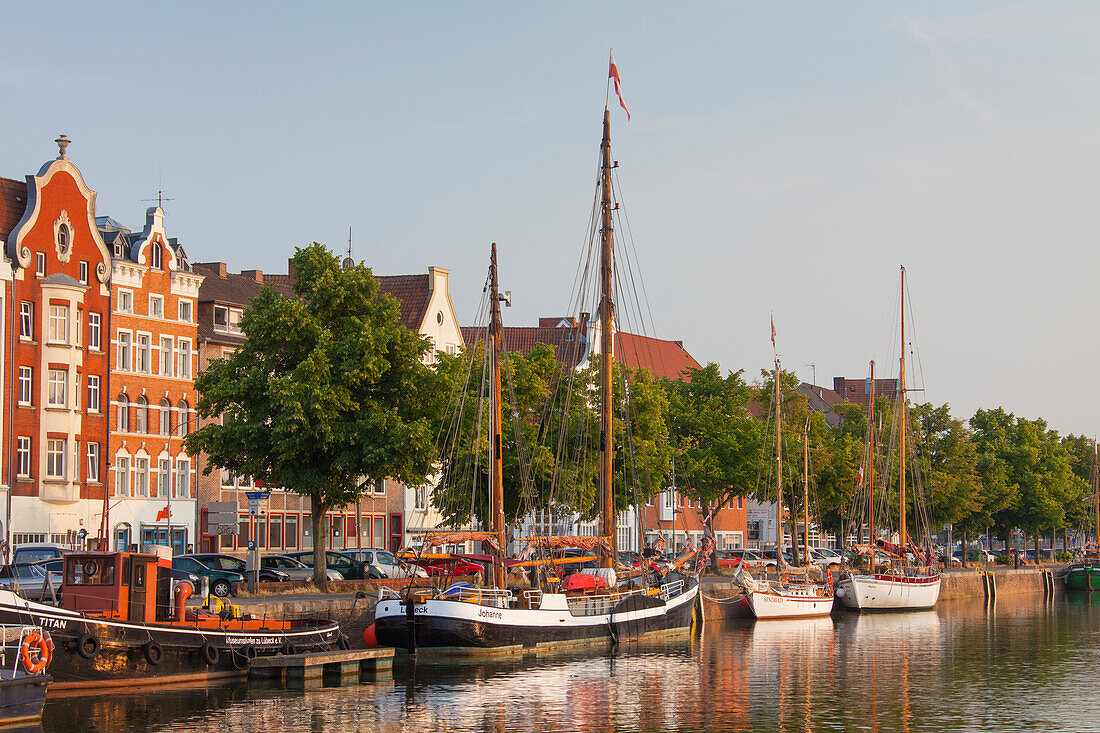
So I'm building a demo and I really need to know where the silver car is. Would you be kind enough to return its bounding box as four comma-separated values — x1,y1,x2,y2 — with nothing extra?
341,549,428,579
0,563,57,603
260,554,343,582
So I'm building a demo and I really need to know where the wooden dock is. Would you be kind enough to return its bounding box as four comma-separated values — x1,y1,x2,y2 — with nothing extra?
249,648,394,686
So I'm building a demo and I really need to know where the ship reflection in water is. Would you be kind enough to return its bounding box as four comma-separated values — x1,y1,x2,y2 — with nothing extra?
41,595,1100,732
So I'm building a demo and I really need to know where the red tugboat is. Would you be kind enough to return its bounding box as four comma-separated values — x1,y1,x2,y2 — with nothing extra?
0,549,342,690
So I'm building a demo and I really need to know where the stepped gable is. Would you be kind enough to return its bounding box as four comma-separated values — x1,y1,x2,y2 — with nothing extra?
614,332,701,381
0,175,28,239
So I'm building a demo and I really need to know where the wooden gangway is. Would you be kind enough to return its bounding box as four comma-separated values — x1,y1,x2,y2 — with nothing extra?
249,648,394,686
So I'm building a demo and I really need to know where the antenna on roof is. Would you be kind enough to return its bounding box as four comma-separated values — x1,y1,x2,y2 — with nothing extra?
806,363,816,386
343,226,354,269
142,190,174,210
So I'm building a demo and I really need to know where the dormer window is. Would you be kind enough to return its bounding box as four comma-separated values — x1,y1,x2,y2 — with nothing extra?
150,243,162,270
213,305,242,334
114,243,124,258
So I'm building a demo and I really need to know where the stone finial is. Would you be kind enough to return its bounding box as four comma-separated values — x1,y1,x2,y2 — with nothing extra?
55,135,70,160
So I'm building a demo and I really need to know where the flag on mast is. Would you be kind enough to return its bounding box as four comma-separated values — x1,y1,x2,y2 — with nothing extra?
770,315,776,348
608,50,630,121
857,463,864,488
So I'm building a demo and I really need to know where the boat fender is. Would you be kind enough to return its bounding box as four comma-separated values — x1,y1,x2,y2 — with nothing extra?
362,624,377,648
143,640,164,666
243,644,257,660
337,634,351,651
20,631,51,674
281,641,297,656
77,633,100,660
740,596,750,607
200,641,219,666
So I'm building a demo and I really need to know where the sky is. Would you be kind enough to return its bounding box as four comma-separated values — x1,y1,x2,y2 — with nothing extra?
4,2,1100,436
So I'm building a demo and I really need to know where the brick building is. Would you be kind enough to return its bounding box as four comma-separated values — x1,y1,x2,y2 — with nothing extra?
0,136,112,547
832,376,899,407
100,207,203,553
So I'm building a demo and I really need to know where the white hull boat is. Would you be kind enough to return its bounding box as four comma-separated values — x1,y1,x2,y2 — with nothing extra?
745,584,834,619
835,571,941,611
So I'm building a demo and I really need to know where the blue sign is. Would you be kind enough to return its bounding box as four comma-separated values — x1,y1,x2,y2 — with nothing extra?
244,491,271,501
247,540,255,551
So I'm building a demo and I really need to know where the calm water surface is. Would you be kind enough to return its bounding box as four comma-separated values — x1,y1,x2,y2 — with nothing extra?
41,593,1100,732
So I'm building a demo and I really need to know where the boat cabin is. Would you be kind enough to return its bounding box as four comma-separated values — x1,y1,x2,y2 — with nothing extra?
61,552,173,623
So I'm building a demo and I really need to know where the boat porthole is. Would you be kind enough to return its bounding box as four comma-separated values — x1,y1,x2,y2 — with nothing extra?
77,633,100,660
200,641,219,666
143,640,164,666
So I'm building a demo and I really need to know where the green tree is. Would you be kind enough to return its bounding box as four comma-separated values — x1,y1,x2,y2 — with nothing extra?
664,364,764,567
186,244,443,589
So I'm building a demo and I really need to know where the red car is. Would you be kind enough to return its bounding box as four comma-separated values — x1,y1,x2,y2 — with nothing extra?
421,559,485,577
717,549,763,570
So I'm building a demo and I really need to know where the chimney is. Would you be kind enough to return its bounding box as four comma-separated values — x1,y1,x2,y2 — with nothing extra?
428,266,449,292
287,258,296,278
241,269,264,283
194,262,229,278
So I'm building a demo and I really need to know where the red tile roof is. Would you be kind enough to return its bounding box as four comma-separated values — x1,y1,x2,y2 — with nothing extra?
375,274,432,330
263,271,432,331
461,325,589,370
0,176,28,241
614,332,701,381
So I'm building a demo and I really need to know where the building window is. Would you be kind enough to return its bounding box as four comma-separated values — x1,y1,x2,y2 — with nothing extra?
159,336,173,376
117,394,130,432
178,300,192,323
117,290,133,314
88,313,101,350
177,400,190,436
135,396,149,433
175,458,190,499
134,457,149,497
177,339,192,379
35,252,45,276
158,458,170,499
160,399,171,435
87,375,100,413
213,306,243,334
87,443,100,482
17,367,32,405
16,438,31,478
374,479,386,495
414,484,427,510
117,331,132,371
72,440,80,482
75,309,81,346
150,243,162,270
48,305,68,343
136,334,151,373
116,456,130,497
47,369,67,407
19,302,33,340
79,261,88,284
73,372,80,409
149,295,164,319
46,439,65,479
285,515,299,549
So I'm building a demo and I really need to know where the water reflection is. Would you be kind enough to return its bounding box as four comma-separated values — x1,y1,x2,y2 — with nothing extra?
42,595,1100,733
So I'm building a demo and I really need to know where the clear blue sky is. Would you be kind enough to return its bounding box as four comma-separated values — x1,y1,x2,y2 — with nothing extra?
5,3,1100,435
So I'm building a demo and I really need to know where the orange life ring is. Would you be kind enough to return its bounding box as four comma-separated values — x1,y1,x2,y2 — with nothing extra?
20,631,51,674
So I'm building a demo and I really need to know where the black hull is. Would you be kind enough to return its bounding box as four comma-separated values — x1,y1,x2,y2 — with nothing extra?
0,600,340,689
0,674,49,725
376,579,698,653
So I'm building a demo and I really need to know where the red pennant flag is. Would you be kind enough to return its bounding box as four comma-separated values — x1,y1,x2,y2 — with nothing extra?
770,315,776,348
857,463,864,488
608,50,630,121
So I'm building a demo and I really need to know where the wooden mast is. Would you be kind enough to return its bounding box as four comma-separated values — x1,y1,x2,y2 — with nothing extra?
1094,440,1098,550
774,356,784,566
899,266,908,553
489,243,506,588
803,422,810,567
868,360,876,576
598,109,616,569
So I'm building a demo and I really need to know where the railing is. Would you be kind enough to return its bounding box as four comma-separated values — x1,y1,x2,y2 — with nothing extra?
522,589,544,607
0,625,44,676
377,587,400,601
659,580,684,601
440,586,514,608
565,587,645,617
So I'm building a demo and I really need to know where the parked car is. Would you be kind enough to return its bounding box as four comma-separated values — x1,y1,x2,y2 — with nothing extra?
182,553,290,583
339,549,428,579
718,548,765,570
0,563,56,602
171,556,243,598
260,554,343,582
810,548,844,570
12,545,64,566
287,550,370,580
757,549,793,568
618,551,643,569
31,558,64,590
419,558,485,577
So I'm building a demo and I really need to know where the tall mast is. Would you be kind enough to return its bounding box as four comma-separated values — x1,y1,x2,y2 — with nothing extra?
774,357,783,561
1094,440,1098,549
598,109,616,569
898,266,908,553
803,422,810,567
869,360,876,576
489,243,506,588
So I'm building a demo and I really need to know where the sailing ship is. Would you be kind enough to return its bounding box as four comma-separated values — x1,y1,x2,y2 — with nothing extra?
835,267,942,611
734,338,832,620
373,104,699,654
1064,443,1100,591
0,548,342,689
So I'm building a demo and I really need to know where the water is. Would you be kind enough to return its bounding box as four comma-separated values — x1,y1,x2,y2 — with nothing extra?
41,594,1100,732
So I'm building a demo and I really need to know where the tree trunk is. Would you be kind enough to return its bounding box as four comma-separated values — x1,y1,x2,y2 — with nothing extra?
1034,531,1040,566
311,494,329,592
706,501,719,574
960,529,968,569
1064,528,1069,554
